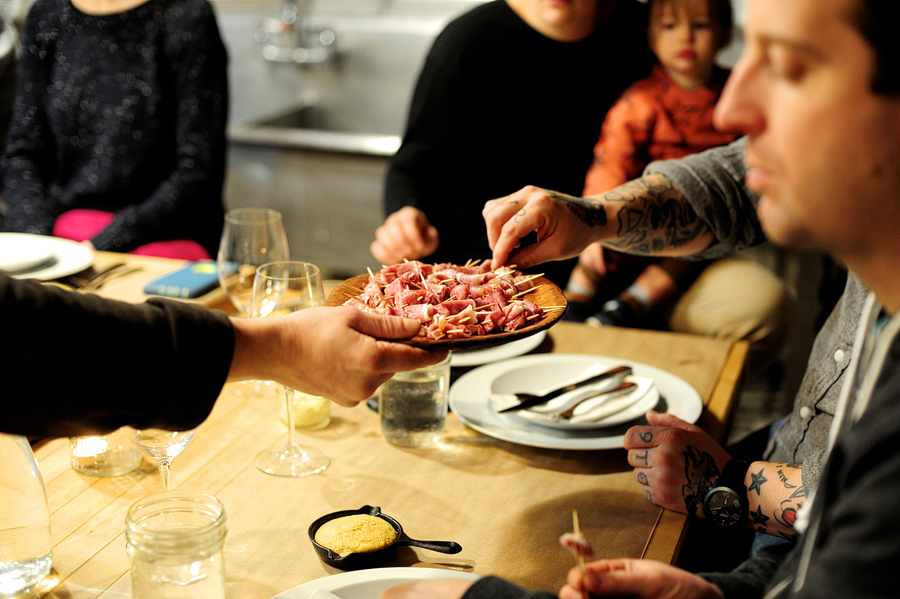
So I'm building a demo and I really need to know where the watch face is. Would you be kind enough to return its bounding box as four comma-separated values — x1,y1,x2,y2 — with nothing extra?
705,488,743,526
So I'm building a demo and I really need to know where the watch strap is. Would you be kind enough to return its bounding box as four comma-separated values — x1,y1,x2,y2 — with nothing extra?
718,459,751,504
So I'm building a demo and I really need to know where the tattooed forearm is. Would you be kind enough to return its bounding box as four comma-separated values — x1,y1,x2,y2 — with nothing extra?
747,462,806,537
597,174,712,255
546,189,609,228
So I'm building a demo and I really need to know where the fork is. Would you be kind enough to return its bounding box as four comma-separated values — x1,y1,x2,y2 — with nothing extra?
77,265,144,293
549,382,637,420
65,262,127,289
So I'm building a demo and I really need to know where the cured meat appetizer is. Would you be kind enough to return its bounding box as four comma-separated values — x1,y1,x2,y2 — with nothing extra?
342,260,551,340
559,531,595,559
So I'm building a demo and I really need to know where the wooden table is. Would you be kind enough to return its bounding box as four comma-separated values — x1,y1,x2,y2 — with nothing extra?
27,252,748,599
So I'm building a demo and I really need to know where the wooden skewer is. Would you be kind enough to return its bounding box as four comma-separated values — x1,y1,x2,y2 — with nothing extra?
511,285,542,299
514,273,545,287
572,511,587,585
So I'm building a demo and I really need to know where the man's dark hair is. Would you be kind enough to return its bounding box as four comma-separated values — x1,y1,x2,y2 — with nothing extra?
851,0,900,94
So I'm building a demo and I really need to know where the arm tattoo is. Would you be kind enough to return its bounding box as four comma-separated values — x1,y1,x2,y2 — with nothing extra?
681,446,720,518
748,469,767,494
600,176,710,255
545,189,609,228
774,464,806,532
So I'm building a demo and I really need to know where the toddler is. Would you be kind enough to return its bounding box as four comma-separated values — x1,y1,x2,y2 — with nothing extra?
566,0,738,327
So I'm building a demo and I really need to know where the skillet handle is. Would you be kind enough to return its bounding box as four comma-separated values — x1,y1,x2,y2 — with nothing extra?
403,538,463,554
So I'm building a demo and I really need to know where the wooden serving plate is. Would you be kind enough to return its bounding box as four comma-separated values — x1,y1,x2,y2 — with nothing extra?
326,273,568,350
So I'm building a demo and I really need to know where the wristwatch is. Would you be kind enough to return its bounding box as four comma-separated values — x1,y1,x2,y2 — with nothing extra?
703,459,751,527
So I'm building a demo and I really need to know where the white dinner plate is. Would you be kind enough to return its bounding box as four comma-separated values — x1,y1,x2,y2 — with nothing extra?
450,331,547,367
0,233,93,281
269,567,481,599
449,354,703,450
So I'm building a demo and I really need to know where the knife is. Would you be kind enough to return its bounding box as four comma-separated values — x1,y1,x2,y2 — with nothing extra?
498,365,633,413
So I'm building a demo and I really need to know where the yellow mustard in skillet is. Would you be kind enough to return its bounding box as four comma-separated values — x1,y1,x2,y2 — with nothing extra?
314,514,398,557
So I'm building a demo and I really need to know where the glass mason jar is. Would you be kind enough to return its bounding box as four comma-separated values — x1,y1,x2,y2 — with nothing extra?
379,353,451,448
125,491,227,599
0,434,52,597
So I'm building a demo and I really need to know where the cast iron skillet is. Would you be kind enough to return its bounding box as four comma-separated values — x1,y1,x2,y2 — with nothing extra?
308,505,462,569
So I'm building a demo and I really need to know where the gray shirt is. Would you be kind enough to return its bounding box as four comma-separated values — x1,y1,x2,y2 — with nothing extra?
646,138,864,492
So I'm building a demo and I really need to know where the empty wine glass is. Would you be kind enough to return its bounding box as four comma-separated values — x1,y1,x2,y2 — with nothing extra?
251,260,330,477
217,208,290,316
217,208,290,398
123,427,197,491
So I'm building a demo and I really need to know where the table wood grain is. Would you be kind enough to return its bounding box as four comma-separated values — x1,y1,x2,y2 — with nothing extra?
26,253,747,598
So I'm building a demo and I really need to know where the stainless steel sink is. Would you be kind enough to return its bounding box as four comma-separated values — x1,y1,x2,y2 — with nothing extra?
217,0,484,277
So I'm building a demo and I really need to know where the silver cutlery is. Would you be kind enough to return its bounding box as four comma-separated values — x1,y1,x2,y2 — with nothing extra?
498,365,633,413
76,264,144,293
548,382,637,420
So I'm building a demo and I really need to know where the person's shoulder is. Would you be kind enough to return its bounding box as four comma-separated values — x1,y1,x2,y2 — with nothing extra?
20,0,67,43
156,0,218,27
434,1,522,48
22,0,66,27
155,0,222,49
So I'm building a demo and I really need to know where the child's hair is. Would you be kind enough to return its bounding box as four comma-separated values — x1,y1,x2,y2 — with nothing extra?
647,0,734,53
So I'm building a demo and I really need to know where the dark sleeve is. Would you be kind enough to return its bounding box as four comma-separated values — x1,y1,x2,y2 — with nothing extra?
1,274,234,437
383,24,466,218
2,1,57,236
90,0,228,255
644,137,767,259
699,556,781,599
462,576,557,599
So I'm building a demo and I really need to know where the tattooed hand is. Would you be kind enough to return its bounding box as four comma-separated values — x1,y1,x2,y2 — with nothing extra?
482,175,715,273
482,185,610,271
624,410,731,519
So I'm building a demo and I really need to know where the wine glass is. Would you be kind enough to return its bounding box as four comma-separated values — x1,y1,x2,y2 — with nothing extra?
217,208,290,397
251,260,330,477
217,208,290,316
123,427,197,491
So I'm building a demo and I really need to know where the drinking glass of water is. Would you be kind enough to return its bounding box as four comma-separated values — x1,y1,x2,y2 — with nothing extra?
379,353,451,448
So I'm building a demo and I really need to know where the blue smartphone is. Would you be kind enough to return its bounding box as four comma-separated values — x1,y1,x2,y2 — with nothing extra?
143,261,232,299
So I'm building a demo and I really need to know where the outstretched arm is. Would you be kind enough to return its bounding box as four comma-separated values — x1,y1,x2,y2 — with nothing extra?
230,306,447,407
483,174,716,272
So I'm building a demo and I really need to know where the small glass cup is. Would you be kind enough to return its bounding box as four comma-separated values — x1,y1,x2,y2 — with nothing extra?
68,429,142,477
379,353,451,448
125,491,227,599
280,389,331,430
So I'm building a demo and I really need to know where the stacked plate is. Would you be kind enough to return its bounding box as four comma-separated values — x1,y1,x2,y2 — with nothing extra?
0,233,93,280
449,354,702,450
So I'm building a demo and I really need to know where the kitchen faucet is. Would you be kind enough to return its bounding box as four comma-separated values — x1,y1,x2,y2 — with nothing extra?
255,0,336,64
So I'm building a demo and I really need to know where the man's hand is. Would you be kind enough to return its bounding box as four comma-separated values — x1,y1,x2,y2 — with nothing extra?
559,559,724,599
482,186,605,271
229,306,448,406
371,206,440,265
624,410,731,519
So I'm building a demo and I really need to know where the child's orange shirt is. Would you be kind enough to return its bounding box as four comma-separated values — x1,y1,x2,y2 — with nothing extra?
583,64,739,194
